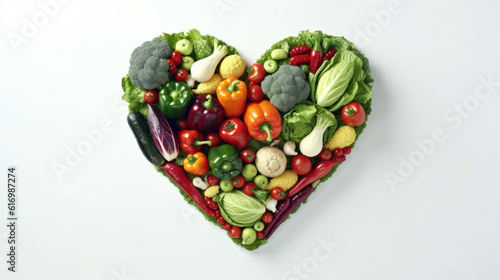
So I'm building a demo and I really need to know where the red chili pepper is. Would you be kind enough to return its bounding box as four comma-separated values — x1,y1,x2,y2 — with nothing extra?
289,54,311,66
286,158,341,197
219,118,250,150
178,130,212,154
289,45,312,56
310,37,323,74
323,48,336,61
160,163,216,217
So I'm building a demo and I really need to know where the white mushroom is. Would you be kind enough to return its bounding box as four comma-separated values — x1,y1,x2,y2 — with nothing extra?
255,146,287,178
192,177,208,190
283,141,298,156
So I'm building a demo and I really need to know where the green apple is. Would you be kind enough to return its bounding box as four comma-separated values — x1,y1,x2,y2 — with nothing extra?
181,56,195,71
253,175,268,189
242,164,257,180
175,39,194,56
264,59,278,73
220,179,234,192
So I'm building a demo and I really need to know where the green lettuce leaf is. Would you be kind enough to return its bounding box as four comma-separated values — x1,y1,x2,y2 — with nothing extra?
121,75,147,116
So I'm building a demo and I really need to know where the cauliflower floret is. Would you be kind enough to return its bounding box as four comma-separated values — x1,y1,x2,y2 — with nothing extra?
219,54,246,79
325,126,356,150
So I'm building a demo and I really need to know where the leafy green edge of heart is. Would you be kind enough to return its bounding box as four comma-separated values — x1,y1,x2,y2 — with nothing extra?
123,29,372,251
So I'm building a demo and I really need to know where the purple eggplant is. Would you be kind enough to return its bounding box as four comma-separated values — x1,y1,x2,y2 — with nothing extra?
186,95,224,133
265,185,314,240
263,197,290,237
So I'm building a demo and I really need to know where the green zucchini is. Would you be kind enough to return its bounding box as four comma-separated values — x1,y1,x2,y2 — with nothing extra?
127,112,165,166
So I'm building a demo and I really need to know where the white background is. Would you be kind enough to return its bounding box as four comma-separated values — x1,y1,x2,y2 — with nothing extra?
1,0,500,279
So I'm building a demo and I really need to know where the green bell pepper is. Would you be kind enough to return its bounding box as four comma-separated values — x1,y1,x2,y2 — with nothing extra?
208,144,242,179
159,81,193,119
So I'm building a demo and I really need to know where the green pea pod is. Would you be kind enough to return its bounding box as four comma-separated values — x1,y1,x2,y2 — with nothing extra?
159,81,193,119
208,144,242,179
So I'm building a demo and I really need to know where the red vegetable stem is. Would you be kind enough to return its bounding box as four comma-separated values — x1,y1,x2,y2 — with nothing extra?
289,54,311,66
323,49,336,61
160,162,216,217
289,45,312,56
309,37,323,74
287,159,340,197
265,185,314,240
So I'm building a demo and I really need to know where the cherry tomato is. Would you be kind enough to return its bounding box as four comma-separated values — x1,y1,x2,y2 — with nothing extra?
333,148,343,158
215,210,221,218
262,212,273,224
176,118,188,130
341,102,366,127
231,174,245,189
318,148,332,161
270,187,286,201
243,182,256,196
257,231,264,239
176,69,188,82
229,226,242,238
204,197,218,210
206,132,221,147
217,216,226,224
247,63,266,84
248,85,264,102
343,146,351,155
171,51,183,66
240,149,256,163
340,155,346,162
206,174,220,186
167,58,177,75
144,89,159,104
222,223,231,230
291,154,312,176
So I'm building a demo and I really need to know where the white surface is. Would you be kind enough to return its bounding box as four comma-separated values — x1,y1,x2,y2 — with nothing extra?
1,0,499,279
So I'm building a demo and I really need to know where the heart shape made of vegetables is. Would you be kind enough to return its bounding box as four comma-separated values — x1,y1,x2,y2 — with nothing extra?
122,29,373,250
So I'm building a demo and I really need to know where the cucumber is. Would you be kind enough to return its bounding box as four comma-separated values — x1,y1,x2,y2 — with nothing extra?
127,112,165,167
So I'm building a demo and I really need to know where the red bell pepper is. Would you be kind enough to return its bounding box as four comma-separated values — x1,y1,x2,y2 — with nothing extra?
178,130,212,154
219,118,250,150
160,163,216,217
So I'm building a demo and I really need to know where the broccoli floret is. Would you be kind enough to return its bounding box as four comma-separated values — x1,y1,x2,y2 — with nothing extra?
261,65,310,113
128,37,172,90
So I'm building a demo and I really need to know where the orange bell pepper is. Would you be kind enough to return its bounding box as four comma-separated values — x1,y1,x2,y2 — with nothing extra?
244,100,282,142
216,77,247,118
183,152,209,176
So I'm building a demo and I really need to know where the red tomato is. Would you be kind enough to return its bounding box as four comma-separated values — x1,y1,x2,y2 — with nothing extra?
343,146,351,155
176,118,188,130
291,154,312,175
262,212,273,224
248,85,264,102
206,132,221,148
318,148,332,161
243,182,256,196
247,63,266,84
341,102,366,127
175,69,188,82
257,231,264,239
270,187,286,201
171,51,183,66
333,148,343,158
167,58,177,75
144,90,159,104
240,149,256,163
206,174,220,186
215,210,221,218
222,223,231,230
231,174,245,189
229,226,242,238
